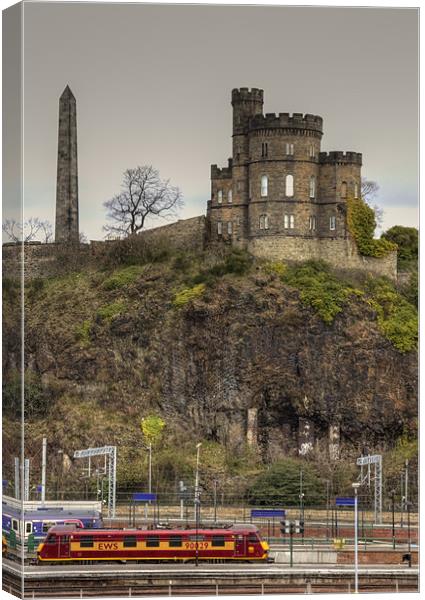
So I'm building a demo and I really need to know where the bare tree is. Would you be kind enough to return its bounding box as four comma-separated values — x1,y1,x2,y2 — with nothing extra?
39,220,53,243
2,217,52,243
361,178,383,228
361,179,379,203
103,166,183,237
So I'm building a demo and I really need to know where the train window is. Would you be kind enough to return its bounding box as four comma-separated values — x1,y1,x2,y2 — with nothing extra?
12,519,18,532
43,521,56,533
145,536,160,548
61,536,70,543
123,536,137,548
47,535,56,545
25,522,32,534
211,536,225,547
248,534,258,543
80,536,94,548
169,536,182,548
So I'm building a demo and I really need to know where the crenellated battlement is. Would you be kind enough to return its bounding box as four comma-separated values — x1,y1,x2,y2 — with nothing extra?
319,151,362,165
249,112,323,134
231,87,264,105
211,159,233,179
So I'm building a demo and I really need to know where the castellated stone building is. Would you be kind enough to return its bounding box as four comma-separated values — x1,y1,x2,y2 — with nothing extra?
205,88,394,275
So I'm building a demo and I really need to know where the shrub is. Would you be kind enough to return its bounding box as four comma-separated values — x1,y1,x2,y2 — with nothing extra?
74,319,92,345
347,198,397,257
192,249,253,284
281,261,358,324
97,301,126,321
173,283,206,308
366,277,417,352
263,261,286,277
247,458,325,506
102,265,145,290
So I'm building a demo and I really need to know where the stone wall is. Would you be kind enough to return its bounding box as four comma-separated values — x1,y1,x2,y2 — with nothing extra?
248,234,397,280
2,216,206,280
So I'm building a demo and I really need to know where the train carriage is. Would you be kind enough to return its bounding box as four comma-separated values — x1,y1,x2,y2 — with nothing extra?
37,524,270,563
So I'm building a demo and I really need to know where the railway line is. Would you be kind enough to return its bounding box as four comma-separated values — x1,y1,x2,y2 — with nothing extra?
3,559,419,597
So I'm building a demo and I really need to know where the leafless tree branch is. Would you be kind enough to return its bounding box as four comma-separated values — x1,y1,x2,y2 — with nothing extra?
103,166,183,237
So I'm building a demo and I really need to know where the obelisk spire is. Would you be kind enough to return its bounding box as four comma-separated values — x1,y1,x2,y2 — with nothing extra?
55,85,79,243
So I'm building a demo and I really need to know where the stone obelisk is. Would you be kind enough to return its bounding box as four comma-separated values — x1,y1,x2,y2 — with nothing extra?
55,85,79,243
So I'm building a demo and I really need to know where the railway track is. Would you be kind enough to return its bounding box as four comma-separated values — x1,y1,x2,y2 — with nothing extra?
2,566,419,598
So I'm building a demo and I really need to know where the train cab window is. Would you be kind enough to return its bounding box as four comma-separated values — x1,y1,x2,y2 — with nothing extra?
61,536,70,543
47,535,57,545
146,536,160,548
169,536,182,548
25,522,32,534
212,535,225,547
80,536,94,548
12,519,19,532
248,534,259,543
123,536,137,548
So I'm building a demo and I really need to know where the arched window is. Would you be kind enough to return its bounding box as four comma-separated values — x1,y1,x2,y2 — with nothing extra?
354,183,359,199
259,215,269,230
329,216,336,231
217,190,223,204
285,174,294,197
286,143,294,155
228,189,233,203
309,176,316,199
227,221,233,235
341,182,347,199
217,221,223,235
309,145,315,158
261,175,268,197
309,216,316,230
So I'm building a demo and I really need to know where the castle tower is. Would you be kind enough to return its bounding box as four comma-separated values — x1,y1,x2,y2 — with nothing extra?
55,85,79,243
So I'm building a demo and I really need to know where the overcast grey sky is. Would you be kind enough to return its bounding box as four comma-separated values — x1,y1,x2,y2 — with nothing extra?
22,2,418,240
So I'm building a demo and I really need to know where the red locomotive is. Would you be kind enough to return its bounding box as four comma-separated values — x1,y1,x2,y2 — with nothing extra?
37,524,270,563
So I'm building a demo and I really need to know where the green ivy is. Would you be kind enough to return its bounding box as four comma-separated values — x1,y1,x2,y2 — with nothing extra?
347,197,397,257
74,319,92,345
366,277,418,353
281,261,360,324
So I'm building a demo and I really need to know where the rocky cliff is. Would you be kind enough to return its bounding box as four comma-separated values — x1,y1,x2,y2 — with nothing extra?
2,249,418,491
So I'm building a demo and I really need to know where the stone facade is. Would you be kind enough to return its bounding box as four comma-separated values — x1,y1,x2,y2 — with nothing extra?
207,88,396,278
55,85,79,243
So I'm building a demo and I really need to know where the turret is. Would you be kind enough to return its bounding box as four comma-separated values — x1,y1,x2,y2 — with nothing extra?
232,88,263,135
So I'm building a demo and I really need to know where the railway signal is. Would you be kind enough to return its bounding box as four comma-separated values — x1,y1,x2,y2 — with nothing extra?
280,520,304,567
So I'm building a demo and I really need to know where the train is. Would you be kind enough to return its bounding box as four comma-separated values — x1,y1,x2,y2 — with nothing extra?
37,523,270,563
2,496,103,552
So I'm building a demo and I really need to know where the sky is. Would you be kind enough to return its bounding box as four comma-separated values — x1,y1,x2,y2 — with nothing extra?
19,2,418,240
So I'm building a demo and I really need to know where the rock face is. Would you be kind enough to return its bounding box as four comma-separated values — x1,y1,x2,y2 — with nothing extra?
5,265,416,464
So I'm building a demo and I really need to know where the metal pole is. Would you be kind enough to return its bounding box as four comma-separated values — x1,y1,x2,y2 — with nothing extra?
213,480,217,524
24,459,30,501
148,444,152,494
289,524,294,567
41,437,47,506
354,486,359,593
326,480,330,541
400,473,404,527
405,460,409,508
14,457,20,500
391,490,395,550
194,443,202,567
407,502,411,566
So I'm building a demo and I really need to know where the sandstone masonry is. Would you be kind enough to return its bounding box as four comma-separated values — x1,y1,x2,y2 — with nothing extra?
206,87,397,279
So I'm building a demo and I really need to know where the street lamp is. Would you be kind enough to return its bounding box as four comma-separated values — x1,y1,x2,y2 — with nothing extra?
352,482,361,594
194,443,202,567
406,500,412,567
